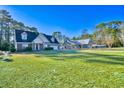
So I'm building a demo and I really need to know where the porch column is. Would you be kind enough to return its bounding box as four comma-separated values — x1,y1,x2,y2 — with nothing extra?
38,43,40,50
32,43,36,51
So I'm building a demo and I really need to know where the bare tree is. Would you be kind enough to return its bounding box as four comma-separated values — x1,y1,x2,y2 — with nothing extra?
118,24,124,47
104,34,114,48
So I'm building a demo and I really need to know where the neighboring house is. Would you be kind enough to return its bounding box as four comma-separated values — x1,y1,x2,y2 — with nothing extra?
14,30,59,51
63,39,78,49
74,39,106,49
58,38,80,50
75,39,95,48
91,44,106,48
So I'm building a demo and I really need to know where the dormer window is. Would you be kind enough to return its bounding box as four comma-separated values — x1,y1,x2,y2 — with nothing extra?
51,37,55,42
21,32,27,40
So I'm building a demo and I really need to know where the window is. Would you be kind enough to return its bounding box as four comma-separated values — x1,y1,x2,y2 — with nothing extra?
51,37,55,42
22,44,28,48
21,32,27,40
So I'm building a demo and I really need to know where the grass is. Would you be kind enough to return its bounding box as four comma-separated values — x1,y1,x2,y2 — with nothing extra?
0,48,124,88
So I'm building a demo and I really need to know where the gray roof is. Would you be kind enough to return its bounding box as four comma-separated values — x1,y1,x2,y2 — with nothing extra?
76,39,91,45
66,39,79,45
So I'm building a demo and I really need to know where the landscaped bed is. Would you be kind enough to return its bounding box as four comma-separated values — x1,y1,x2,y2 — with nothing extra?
0,48,124,88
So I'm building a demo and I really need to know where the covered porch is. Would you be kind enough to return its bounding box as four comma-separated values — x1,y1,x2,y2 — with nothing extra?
32,43,43,51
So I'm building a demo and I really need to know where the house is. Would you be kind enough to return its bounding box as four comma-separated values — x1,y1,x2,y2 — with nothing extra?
58,38,81,50
13,30,59,51
91,44,106,48
63,39,79,49
75,39,95,48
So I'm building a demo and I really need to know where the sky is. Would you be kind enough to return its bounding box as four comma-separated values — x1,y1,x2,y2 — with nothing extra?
0,5,124,37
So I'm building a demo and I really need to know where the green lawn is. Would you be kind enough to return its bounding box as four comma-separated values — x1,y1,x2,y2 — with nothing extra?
0,48,124,88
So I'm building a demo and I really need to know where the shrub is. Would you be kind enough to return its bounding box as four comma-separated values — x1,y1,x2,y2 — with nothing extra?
0,41,16,52
44,47,54,50
0,41,10,51
10,44,16,52
25,47,32,51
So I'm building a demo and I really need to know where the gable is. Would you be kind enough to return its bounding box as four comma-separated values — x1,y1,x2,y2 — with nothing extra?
32,35,44,43
38,33,50,43
15,30,39,42
43,34,59,44
77,39,91,45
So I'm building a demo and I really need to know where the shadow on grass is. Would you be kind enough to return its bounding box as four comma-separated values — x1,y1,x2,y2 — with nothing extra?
0,55,13,62
0,56,3,60
2,58,13,62
14,50,124,66
86,59,124,65
35,50,82,57
36,50,124,65
82,52,124,63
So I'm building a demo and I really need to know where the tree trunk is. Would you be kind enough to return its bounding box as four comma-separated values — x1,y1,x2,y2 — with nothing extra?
108,45,111,48
123,42,124,47
107,43,112,48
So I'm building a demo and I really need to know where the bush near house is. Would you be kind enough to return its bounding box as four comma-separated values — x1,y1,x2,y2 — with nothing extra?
0,41,10,51
10,44,16,52
44,47,54,50
25,47,32,52
0,41,16,52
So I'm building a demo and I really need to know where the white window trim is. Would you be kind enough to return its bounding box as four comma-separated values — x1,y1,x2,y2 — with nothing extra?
21,32,27,40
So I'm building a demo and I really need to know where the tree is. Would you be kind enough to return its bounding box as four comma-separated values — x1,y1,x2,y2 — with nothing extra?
0,10,12,49
72,36,77,40
118,24,124,47
107,21,123,47
94,21,124,47
81,29,91,39
72,29,93,40
104,31,114,48
95,23,113,47
95,23,107,45
29,27,38,32
81,33,91,39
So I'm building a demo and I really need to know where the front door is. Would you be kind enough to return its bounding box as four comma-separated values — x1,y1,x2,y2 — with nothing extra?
36,44,39,50
17,44,23,51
